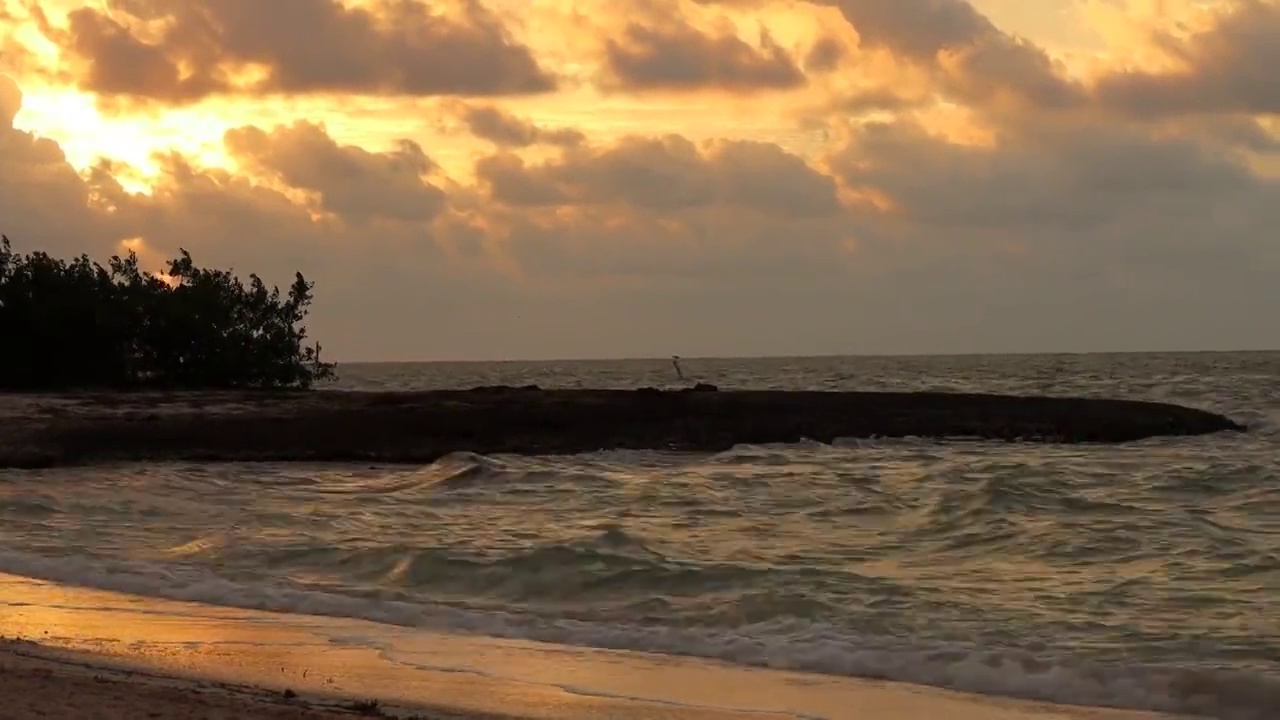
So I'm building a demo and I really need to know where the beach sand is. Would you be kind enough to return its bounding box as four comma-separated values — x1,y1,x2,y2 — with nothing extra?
0,645,405,719
0,573,1186,720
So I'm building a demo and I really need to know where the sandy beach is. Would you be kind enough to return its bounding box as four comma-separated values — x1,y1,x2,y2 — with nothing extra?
0,642,423,720
0,572,1191,720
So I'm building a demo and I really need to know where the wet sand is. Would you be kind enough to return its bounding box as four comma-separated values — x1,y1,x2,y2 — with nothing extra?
0,573,1188,720
0,387,1244,468
0,645,430,720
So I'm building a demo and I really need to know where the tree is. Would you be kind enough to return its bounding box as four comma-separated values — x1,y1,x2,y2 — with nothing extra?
0,235,336,390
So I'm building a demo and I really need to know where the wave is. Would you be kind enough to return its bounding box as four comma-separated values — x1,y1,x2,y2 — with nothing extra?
227,451,635,500
0,549,1275,719
403,451,632,494
158,524,812,609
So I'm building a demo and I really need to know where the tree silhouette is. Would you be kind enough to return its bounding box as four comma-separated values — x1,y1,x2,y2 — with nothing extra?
0,235,335,390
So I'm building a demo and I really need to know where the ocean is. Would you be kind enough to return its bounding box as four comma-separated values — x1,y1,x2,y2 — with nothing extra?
1,352,1277,718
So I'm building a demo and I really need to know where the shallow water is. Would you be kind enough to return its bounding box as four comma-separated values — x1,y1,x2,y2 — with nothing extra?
1,352,1278,718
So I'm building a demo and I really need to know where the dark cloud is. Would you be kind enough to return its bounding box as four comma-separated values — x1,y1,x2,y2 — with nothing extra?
32,0,555,102
0,72,20,126
1092,0,1280,117
603,17,805,92
828,86,928,114
456,104,584,148
224,122,447,224
689,0,1082,108
792,0,1082,108
826,117,1262,237
483,202,855,286
803,36,846,73
819,0,994,59
476,134,840,217
940,34,1082,108
816,111,1280,352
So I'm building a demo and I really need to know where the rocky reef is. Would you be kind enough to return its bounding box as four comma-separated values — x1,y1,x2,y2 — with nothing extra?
0,386,1246,468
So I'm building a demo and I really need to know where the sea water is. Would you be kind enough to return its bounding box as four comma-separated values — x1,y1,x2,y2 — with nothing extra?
0,352,1276,718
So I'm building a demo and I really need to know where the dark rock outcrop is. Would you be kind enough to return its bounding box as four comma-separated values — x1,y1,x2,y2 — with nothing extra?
0,388,1245,468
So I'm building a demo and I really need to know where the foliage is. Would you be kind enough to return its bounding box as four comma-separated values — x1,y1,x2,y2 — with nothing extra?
0,235,336,390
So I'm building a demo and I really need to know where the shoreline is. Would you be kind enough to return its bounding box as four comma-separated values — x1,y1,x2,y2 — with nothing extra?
0,387,1245,468
0,640,476,720
0,572,1188,720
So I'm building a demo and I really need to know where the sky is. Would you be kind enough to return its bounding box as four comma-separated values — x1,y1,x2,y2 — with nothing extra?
1,0,1277,361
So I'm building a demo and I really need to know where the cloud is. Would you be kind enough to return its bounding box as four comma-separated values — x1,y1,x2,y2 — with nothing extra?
1091,0,1280,117
0,74,114,254
460,132,854,291
0,71,451,292
803,35,846,73
825,114,1269,244
601,14,805,92
31,0,556,102
224,122,447,224
4,0,1280,372
818,110,1280,351
455,104,585,148
475,134,840,217
795,0,1080,108
0,72,19,125
0,5,36,76
818,0,994,59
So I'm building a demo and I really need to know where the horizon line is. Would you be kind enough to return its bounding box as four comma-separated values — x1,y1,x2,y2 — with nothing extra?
330,347,1280,365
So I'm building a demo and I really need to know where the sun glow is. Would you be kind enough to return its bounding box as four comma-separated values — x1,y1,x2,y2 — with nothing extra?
14,88,234,192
